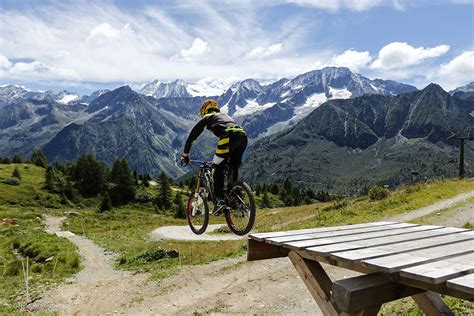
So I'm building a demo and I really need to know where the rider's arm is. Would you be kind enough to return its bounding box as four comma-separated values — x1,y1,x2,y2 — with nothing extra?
183,118,208,155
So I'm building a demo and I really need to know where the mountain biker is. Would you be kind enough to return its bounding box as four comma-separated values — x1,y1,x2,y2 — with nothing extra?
181,99,248,211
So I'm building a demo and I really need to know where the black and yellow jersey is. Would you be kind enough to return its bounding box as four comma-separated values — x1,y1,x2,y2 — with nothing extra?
183,111,245,154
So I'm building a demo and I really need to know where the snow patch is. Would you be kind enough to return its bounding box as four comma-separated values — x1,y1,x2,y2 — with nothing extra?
58,94,79,104
329,87,352,99
187,77,235,97
369,83,380,92
294,93,327,118
234,100,276,116
280,90,290,98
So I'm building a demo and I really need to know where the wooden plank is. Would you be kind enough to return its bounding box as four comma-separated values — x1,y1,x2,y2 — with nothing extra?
363,247,474,274
281,225,442,250
287,251,338,316
249,221,396,242
412,292,454,316
247,238,289,261
331,273,423,313
266,223,424,246
303,228,471,258
446,274,474,299
399,252,474,284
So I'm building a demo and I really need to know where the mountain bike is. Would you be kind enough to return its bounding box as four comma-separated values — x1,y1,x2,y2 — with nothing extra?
184,160,256,236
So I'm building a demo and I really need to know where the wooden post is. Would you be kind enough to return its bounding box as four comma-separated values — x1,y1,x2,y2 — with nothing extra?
459,139,465,179
288,251,339,316
412,292,454,316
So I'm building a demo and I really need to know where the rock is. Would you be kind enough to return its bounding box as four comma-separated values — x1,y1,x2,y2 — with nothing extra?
167,249,179,258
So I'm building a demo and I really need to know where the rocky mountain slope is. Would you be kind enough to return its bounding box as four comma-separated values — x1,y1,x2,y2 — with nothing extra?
43,86,195,177
0,99,87,156
241,84,474,194
222,67,417,137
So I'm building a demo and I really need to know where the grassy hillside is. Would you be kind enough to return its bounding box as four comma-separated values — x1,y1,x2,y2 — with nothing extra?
0,164,80,313
1,162,473,314
0,163,63,208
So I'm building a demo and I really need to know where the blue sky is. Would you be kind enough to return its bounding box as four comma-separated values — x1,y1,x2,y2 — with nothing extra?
0,0,473,94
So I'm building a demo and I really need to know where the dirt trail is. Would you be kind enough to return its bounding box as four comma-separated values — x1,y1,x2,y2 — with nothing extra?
384,190,474,223
151,224,243,241
35,192,474,315
37,216,134,314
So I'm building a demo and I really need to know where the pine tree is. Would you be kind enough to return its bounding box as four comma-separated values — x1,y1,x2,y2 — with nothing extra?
74,154,105,197
1,157,11,164
143,173,150,187
173,191,186,218
255,183,261,196
260,189,271,208
270,183,279,195
31,149,48,168
98,192,113,213
12,166,21,180
109,159,136,205
156,171,172,210
44,166,55,191
12,155,23,163
133,170,139,186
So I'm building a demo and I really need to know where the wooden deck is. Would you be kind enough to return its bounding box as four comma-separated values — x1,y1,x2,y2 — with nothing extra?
248,222,474,315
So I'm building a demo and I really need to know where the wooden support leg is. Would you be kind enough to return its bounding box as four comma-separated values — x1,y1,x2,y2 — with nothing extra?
412,292,454,316
288,250,339,316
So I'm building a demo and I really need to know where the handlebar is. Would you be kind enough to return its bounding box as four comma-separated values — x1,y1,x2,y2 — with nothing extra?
181,159,213,167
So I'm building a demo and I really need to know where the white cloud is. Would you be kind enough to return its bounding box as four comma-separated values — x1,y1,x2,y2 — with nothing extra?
435,51,474,90
288,0,383,12
3,60,80,81
88,23,121,40
249,43,283,58
332,49,372,71
0,55,12,69
177,38,211,62
371,42,450,69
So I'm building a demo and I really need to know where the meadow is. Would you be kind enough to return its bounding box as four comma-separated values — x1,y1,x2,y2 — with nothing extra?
1,162,473,314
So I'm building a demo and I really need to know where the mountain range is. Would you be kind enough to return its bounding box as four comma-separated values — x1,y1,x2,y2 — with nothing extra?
0,67,472,190
241,83,474,194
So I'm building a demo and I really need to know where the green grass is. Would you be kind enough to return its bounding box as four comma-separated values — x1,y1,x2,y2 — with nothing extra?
0,164,63,208
380,295,474,315
0,163,81,313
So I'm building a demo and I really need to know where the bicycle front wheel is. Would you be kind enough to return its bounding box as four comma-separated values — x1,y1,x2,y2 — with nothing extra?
187,191,209,235
225,181,256,236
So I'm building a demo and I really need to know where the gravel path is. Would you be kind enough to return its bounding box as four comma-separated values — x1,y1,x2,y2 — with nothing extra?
151,224,244,241
384,190,474,223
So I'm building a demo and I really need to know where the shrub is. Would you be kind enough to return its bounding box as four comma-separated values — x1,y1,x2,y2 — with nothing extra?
98,192,113,213
70,255,80,269
368,186,390,201
4,260,21,276
2,178,20,186
134,191,154,203
12,166,21,180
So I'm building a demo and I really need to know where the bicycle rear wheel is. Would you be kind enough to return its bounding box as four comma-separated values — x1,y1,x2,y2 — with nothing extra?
225,181,256,236
187,191,209,235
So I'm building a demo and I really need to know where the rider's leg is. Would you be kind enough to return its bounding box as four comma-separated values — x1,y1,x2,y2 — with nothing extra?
212,137,230,200
228,133,248,184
